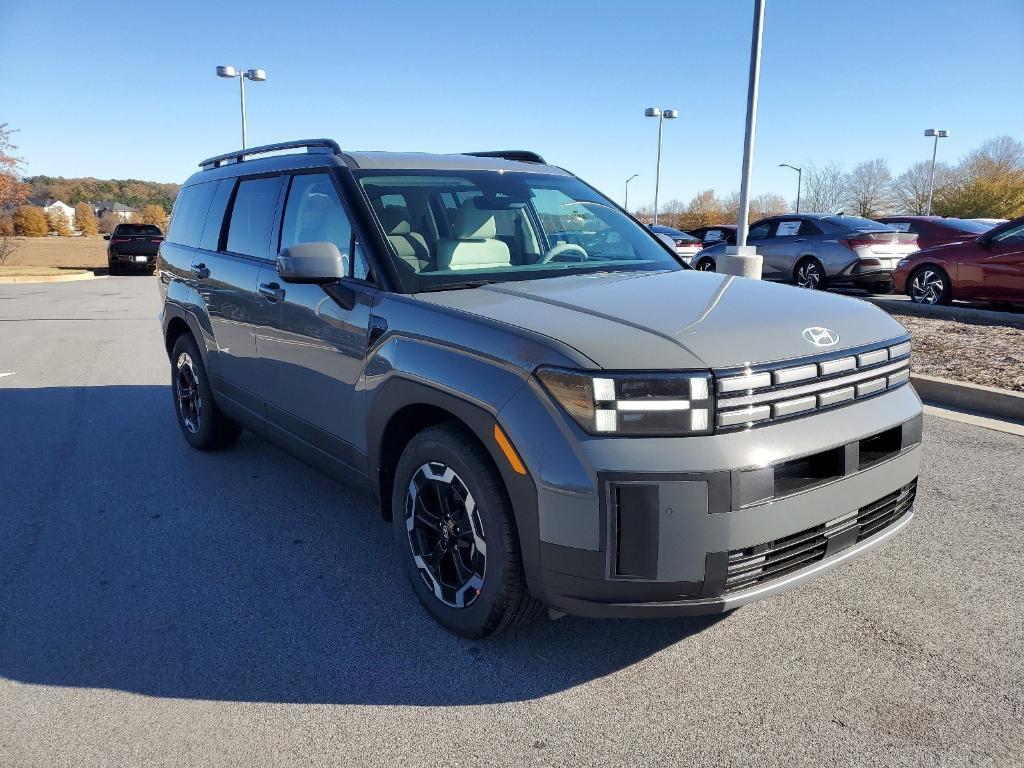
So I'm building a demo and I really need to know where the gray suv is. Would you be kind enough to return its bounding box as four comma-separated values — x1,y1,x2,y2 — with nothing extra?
694,213,920,293
158,139,922,637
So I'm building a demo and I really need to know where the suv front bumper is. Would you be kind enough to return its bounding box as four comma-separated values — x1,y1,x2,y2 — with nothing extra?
509,385,923,618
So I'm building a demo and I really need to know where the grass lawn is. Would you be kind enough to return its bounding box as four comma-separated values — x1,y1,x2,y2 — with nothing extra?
2,236,108,271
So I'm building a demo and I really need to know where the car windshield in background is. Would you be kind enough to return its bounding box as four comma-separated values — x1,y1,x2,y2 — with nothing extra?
650,225,699,242
941,218,994,233
825,215,893,231
355,170,682,291
114,224,162,236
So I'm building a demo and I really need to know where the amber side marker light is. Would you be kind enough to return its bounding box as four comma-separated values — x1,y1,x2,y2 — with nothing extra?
493,424,527,476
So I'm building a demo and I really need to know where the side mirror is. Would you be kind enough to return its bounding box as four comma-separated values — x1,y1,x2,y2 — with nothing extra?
276,241,348,284
103,235,110,241
976,235,992,249
655,233,677,250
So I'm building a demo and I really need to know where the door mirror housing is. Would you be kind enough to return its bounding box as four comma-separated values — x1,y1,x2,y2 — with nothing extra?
976,234,993,249
276,242,348,284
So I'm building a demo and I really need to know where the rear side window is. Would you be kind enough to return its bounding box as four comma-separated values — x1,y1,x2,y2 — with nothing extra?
113,224,162,236
166,181,217,247
825,215,890,231
198,178,235,251
225,176,285,258
280,173,353,258
798,220,822,236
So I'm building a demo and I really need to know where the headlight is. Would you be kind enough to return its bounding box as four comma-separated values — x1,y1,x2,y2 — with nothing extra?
896,258,910,268
536,368,713,436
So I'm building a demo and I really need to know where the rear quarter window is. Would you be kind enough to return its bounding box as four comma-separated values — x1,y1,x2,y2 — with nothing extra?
166,181,217,247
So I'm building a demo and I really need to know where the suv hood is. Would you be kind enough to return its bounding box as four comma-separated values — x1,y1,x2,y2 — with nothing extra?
414,271,908,370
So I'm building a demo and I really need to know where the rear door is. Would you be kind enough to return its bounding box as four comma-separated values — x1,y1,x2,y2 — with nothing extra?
192,174,286,417
746,219,780,278
256,171,376,468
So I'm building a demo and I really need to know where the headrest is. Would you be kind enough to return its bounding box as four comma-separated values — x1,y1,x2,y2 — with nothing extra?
379,207,411,236
453,201,497,239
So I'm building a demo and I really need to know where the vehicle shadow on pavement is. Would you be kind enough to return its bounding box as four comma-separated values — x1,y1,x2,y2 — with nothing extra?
0,385,718,706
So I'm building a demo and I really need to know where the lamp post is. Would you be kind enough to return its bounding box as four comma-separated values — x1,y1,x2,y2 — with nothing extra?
644,107,678,225
624,173,638,212
778,163,802,213
923,129,950,215
736,0,765,248
216,65,267,150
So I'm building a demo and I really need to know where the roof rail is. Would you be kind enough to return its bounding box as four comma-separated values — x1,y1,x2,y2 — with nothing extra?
464,150,546,164
198,138,342,170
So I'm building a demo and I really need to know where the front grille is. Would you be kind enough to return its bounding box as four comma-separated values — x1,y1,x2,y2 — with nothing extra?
714,338,911,431
723,479,916,594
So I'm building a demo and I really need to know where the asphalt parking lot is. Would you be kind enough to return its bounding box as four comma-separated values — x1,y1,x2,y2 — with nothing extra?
1,277,1022,767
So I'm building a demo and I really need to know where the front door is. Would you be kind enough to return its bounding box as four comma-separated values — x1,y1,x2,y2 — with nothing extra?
977,222,1024,301
256,172,375,467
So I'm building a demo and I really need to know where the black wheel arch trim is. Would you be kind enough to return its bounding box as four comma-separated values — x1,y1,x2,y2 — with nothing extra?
366,376,543,592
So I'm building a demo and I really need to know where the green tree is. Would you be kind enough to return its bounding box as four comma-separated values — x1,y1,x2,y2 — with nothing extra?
933,136,1024,219
14,206,47,236
74,202,99,235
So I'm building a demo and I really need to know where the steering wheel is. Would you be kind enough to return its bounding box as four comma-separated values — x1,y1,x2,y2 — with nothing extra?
541,242,588,264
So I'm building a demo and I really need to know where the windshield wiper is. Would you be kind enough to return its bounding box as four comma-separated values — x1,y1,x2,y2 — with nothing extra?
416,279,499,293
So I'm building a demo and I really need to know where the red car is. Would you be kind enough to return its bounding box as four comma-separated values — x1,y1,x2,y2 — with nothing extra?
892,216,1024,305
876,216,994,250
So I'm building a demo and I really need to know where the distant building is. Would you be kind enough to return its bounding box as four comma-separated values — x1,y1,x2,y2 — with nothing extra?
93,201,138,222
25,197,77,227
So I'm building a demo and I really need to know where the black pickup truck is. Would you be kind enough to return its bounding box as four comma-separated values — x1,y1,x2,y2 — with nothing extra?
104,223,163,274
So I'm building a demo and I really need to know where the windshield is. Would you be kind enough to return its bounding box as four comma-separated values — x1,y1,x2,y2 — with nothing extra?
824,215,893,232
355,170,682,291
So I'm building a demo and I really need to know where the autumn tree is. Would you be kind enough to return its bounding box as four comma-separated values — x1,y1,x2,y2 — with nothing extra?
98,211,121,234
750,193,789,220
0,213,13,236
680,189,725,230
846,159,894,217
719,191,740,224
14,206,48,236
74,202,98,235
46,206,72,236
140,203,168,229
801,163,847,214
0,123,28,266
933,136,1024,219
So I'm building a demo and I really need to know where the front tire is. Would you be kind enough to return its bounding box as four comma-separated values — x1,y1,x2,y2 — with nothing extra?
391,423,541,638
907,266,951,305
170,333,241,451
794,257,828,290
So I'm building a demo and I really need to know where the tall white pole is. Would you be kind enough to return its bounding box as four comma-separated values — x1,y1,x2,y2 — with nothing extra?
653,114,664,226
737,0,765,247
925,133,939,215
239,72,248,150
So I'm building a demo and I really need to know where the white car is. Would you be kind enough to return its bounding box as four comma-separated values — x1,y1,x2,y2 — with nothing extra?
649,225,703,263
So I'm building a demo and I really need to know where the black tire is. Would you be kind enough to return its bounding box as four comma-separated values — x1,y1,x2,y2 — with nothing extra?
694,256,716,272
170,333,242,451
107,259,118,276
907,265,951,305
794,257,829,290
391,423,542,638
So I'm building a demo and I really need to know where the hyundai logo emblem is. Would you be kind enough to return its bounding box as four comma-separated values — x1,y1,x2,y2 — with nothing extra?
802,327,840,347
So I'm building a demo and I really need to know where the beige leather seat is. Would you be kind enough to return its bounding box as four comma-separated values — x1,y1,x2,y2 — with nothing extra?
437,202,512,271
379,207,430,271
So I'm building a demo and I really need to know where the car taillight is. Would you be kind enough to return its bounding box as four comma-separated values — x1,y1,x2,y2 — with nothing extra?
842,232,900,250
150,237,164,243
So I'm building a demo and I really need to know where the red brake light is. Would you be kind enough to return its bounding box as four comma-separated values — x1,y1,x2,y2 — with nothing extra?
151,237,164,243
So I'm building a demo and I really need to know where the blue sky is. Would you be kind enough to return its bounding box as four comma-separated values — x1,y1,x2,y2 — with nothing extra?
2,0,1022,208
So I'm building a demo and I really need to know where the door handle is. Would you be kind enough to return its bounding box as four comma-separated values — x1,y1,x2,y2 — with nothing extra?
259,281,286,302
191,262,210,279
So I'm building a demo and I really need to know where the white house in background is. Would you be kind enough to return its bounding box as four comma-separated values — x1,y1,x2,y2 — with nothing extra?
93,201,138,222
26,197,77,227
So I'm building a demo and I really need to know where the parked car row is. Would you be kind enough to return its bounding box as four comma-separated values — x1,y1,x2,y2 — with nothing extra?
676,213,1024,307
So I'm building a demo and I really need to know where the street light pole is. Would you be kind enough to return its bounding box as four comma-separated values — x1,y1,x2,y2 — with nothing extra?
779,163,802,213
624,173,638,212
737,0,765,247
644,107,678,226
217,66,267,150
924,128,950,215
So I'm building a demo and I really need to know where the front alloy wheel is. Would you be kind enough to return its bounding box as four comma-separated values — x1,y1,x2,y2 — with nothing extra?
406,462,486,608
909,268,948,305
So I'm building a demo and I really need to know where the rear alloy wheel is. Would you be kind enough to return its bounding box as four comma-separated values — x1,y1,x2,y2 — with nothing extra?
908,267,951,305
392,423,541,638
794,258,828,290
170,333,242,451
695,257,716,272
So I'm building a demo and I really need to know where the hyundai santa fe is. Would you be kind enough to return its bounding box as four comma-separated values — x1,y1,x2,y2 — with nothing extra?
158,139,922,637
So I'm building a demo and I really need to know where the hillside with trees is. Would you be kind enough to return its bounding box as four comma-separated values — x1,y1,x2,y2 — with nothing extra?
23,176,179,213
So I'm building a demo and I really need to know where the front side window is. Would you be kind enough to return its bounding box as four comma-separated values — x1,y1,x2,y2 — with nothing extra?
993,222,1024,244
225,176,284,258
356,170,682,292
280,173,353,259
748,221,772,240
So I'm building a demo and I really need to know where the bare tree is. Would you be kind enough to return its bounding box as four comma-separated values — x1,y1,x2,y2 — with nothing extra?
750,193,789,220
893,160,953,214
719,191,740,224
846,159,894,217
800,163,847,214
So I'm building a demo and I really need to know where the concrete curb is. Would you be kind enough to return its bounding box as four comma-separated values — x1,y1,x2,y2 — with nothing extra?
0,271,104,285
912,373,1024,423
868,297,1024,329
